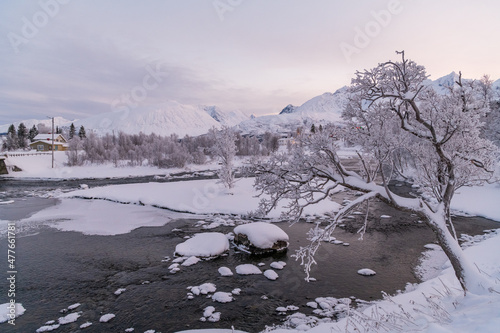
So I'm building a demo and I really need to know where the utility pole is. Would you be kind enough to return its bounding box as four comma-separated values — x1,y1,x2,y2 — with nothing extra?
47,116,54,168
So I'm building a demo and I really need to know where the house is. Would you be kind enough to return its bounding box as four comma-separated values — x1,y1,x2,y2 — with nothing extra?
29,134,69,152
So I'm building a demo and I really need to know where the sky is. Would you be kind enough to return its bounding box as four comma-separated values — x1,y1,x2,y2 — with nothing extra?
1,0,500,125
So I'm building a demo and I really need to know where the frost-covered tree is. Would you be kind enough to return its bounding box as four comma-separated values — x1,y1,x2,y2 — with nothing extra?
253,52,499,294
210,126,238,190
2,125,19,151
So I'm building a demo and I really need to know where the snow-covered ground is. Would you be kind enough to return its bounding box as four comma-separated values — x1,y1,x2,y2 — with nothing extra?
60,177,342,218
2,151,221,179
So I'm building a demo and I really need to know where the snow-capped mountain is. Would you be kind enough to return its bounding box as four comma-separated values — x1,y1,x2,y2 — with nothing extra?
0,116,74,134
73,101,246,137
237,87,349,135
202,105,249,127
1,102,249,137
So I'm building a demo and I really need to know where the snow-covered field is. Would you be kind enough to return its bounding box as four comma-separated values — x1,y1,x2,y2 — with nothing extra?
2,151,500,332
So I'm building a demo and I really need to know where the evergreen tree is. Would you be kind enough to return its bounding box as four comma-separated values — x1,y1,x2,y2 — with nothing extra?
78,125,86,139
69,123,76,139
28,125,38,142
310,123,316,133
17,122,28,149
7,124,15,136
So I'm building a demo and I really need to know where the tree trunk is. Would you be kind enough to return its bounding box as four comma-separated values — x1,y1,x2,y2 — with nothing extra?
424,208,490,295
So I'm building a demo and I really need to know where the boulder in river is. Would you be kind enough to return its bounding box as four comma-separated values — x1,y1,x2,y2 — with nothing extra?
233,222,289,254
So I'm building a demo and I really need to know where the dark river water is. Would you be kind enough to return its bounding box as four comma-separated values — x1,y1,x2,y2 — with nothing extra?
0,176,498,333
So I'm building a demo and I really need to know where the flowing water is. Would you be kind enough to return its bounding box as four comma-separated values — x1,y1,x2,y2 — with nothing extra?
0,176,498,333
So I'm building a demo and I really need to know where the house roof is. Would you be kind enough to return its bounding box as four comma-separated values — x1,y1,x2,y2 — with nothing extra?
30,140,68,147
33,134,67,142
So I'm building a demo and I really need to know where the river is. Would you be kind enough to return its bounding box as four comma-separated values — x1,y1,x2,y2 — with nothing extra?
0,175,498,333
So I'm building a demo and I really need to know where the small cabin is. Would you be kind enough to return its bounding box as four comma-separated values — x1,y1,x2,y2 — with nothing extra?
29,134,69,152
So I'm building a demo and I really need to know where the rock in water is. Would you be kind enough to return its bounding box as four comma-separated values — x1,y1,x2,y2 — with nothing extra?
233,222,289,254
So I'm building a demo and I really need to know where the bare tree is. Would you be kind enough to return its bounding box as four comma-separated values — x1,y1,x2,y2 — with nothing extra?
254,52,499,294
210,126,238,191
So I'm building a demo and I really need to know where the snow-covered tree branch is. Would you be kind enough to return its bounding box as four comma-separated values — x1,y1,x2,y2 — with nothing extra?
253,51,499,294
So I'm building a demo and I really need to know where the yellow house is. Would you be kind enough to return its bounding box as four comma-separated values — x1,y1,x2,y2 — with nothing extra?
29,134,69,152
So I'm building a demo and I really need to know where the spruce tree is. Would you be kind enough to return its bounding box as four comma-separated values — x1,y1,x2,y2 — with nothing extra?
78,125,86,139
17,122,28,149
69,123,76,139
28,125,38,142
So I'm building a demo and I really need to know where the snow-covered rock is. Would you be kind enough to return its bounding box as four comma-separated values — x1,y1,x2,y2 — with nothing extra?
99,313,115,323
58,312,81,324
218,266,234,276
270,261,286,270
190,283,217,295
233,222,289,254
212,292,234,303
0,302,26,323
264,269,279,280
175,232,229,257
235,264,262,275
181,256,201,267
357,268,376,276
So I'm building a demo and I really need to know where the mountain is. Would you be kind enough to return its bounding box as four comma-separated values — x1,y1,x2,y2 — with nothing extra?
237,87,349,135
0,116,73,134
1,102,249,138
279,104,298,115
73,101,225,137
203,105,249,127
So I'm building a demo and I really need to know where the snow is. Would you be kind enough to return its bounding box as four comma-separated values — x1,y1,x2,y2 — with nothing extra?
62,177,342,218
357,268,376,276
264,269,279,280
451,182,500,221
175,232,229,257
58,312,81,324
234,222,289,249
36,324,60,332
3,151,220,179
270,261,287,270
71,100,237,137
99,313,115,322
235,264,262,275
181,256,201,266
67,303,81,310
80,322,92,328
0,302,26,323
175,328,247,333
218,266,234,276
114,288,127,295
267,230,500,333
190,283,216,295
200,306,221,322
211,292,234,303
18,198,174,236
